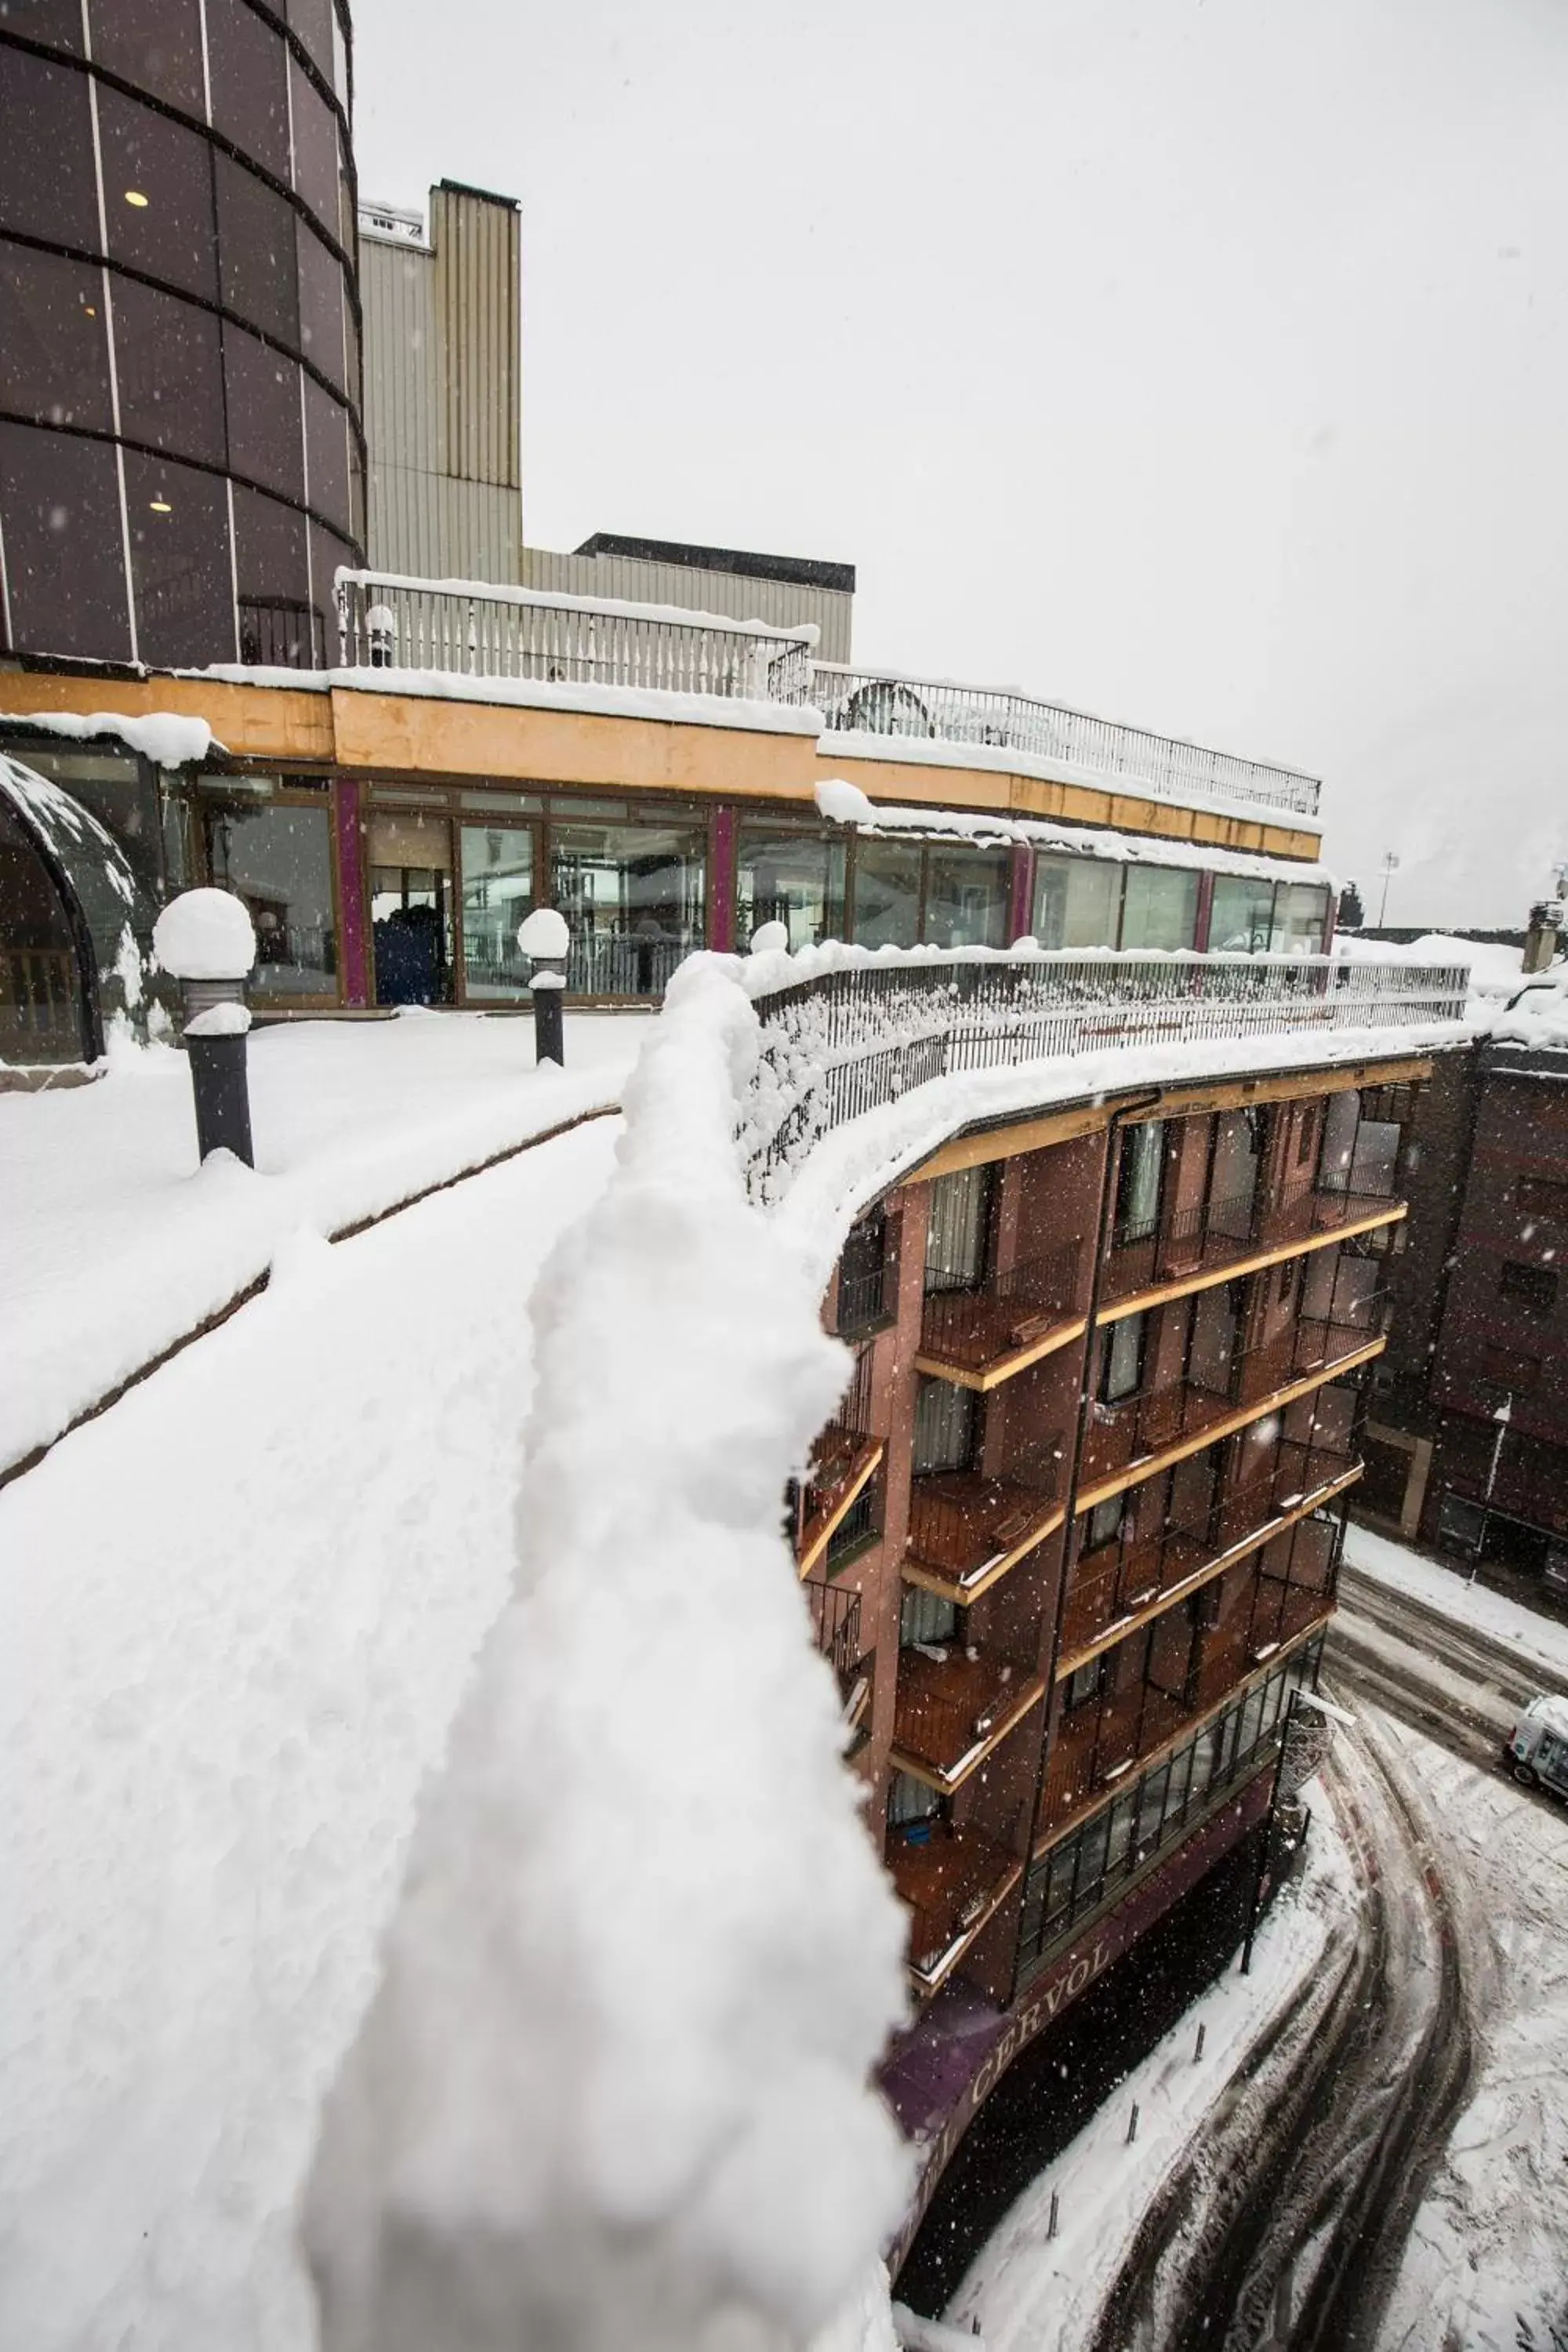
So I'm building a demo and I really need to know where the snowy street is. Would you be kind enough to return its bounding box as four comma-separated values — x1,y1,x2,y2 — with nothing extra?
0,1117,621,2352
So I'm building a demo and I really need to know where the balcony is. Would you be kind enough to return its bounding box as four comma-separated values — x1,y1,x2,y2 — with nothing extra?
790,1371,884,1579
812,664,1323,818
336,568,817,706
891,1645,1047,1791
1102,1180,1405,1315
1079,1304,1385,1503
803,1573,874,1743
916,1239,1086,1388
906,1439,1066,1602
1059,1434,1360,1667
885,1820,1024,1995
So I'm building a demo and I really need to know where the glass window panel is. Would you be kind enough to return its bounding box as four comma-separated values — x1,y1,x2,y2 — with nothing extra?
1104,1791,1137,1876
1114,1120,1164,1240
98,85,218,305
1166,1739,1195,1822
459,823,535,1000
0,240,113,433
1272,883,1330,956
289,56,340,234
0,742,162,903
222,324,305,502
0,48,98,250
1119,866,1199,951
88,0,205,113
368,810,453,1004
0,420,132,662
296,220,347,390
112,278,225,466
1236,1683,1269,1762
288,0,337,81
735,826,844,950
900,1585,958,1649
233,480,308,604
1210,873,1276,954
203,787,336,996
0,791,85,1065
925,1164,993,1290
1032,855,1121,950
123,450,234,668
924,845,1010,949
310,522,355,630
851,837,921,949
1133,1762,1171,1857
549,818,706,996
1099,1309,1146,1403
216,152,299,344
887,1770,940,1830
206,0,292,181
303,372,350,531
1065,1657,1102,1711
1,3,84,52
912,1377,977,1475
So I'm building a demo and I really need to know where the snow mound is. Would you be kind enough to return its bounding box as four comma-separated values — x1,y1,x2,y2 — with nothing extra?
516,906,570,959
302,955,913,2352
0,708,215,768
152,888,256,980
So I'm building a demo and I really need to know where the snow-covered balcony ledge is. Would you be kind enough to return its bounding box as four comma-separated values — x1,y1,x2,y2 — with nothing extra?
334,564,818,706
812,662,1322,820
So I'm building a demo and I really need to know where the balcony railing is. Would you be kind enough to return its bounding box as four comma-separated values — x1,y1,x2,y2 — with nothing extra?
906,1437,1065,1598
744,953,1470,1200
891,1646,1047,1788
886,1820,1023,1994
804,1574,864,1679
336,568,817,704
918,1238,1086,1382
1104,1187,1261,1304
1080,1301,1384,1496
812,662,1322,817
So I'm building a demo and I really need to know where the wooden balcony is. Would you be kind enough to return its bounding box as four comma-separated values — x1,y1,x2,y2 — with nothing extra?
916,1239,1086,1390
1057,1524,1210,1659
1079,1316,1384,1508
891,1645,1047,1791
885,1820,1024,1997
904,1442,1065,1604
1100,1182,1404,1319
793,1426,884,1579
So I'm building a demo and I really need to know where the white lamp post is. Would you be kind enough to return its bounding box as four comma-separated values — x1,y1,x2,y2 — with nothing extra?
517,906,569,1065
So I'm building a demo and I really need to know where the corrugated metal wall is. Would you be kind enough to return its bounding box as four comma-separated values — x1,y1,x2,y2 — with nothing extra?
361,189,524,583
520,546,854,662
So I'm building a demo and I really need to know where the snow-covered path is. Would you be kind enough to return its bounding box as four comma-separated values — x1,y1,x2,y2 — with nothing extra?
0,1116,620,2352
0,1011,642,1475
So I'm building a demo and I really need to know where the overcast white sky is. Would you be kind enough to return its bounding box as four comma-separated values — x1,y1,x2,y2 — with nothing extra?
354,0,1567,926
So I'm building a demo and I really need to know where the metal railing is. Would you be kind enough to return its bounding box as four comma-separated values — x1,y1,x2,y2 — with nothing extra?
920,1237,1085,1370
812,663,1322,817
803,1575,864,1679
743,954,1471,1200
335,568,818,703
906,1437,1065,1583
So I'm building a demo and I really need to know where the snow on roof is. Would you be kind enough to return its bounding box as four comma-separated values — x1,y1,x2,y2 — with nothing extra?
814,779,1332,888
180,662,828,738
0,708,216,768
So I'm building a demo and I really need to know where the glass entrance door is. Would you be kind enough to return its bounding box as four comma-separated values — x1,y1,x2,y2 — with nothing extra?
368,811,455,1005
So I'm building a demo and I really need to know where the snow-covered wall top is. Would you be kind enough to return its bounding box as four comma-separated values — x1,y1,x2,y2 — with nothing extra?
0,709,216,768
303,956,913,2352
815,779,1331,887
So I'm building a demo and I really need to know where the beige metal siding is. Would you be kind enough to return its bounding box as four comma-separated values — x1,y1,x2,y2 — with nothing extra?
430,186,521,494
520,546,854,662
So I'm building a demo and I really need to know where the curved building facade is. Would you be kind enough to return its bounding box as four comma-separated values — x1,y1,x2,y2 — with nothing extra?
0,0,363,670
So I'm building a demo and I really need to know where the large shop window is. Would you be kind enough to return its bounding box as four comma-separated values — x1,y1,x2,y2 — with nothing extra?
1210,874,1276,954
368,809,453,1006
550,814,706,996
200,777,336,998
1120,866,1199,952
925,845,1010,949
459,823,535,1000
851,837,923,949
1032,855,1122,950
737,826,844,951
1272,883,1330,956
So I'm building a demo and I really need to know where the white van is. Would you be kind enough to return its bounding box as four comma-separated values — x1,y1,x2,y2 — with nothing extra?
1504,1694,1568,1798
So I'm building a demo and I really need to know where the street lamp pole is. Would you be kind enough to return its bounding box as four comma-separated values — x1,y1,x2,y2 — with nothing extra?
1377,851,1401,927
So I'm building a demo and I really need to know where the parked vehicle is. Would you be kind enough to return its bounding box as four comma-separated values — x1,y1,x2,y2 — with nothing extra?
1504,1694,1568,1795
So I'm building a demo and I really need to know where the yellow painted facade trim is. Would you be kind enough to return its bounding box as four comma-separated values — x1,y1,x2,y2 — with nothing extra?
902,1505,1067,1606
914,1312,1089,1394
1095,1202,1407,1326
891,1672,1048,1796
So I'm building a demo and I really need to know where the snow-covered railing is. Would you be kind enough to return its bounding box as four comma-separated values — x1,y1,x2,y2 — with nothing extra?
335,567,818,702
739,947,1470,1199
812,663,1323,819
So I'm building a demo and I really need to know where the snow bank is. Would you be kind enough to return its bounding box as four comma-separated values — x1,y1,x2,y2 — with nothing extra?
152,887,256,981
302,956,913,2352
0,708,215,767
